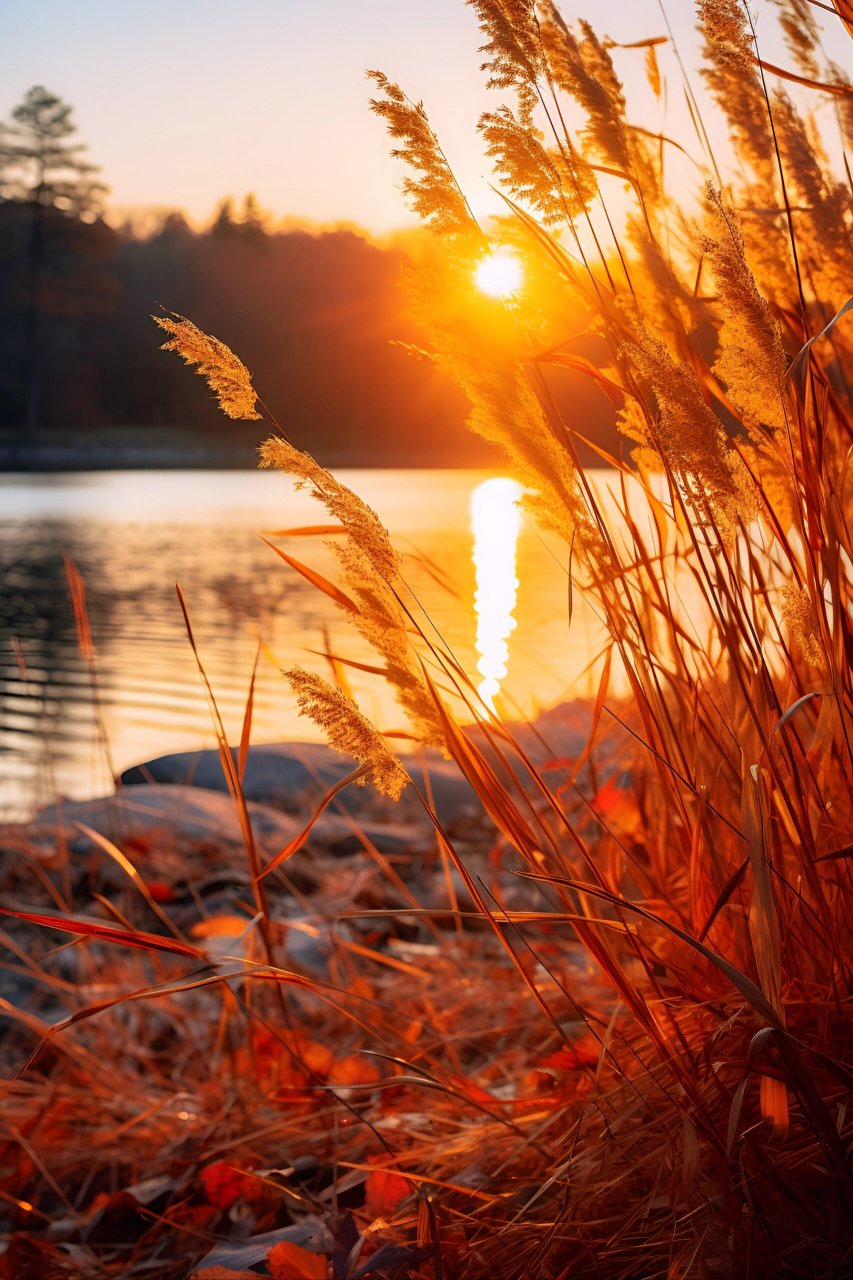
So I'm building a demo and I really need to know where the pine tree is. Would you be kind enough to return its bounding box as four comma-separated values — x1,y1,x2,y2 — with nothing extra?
0,87,108,432
0,86,106,215
240,193,270,241
210,196,239,239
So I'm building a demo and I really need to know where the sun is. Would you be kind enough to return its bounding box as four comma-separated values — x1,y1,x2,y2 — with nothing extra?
474,250,523,299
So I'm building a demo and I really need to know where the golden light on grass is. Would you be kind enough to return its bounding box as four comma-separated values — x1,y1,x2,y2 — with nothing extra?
16,4,849,1276
470,477,522,709
474,250,523,298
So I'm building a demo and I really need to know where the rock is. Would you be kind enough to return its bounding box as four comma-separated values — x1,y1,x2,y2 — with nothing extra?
120,743,352,813
35,785,298,866
106,702,627,860
7,785,430,902
119,742,484,835
269,913,334,974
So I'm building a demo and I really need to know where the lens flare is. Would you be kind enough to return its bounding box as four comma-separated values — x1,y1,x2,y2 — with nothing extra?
474,250,523,298
471,477,523,710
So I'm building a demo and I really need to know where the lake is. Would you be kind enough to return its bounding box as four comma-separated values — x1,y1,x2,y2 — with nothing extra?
0,468,611,818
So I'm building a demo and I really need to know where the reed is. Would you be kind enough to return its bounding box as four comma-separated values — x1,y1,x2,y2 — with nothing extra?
151,0,852,1273
257,1,852,1272
1,2,850,1277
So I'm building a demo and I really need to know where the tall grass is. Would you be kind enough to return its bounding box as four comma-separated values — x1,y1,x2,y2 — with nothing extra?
2,2,851,1277
263,3,851,1273
159,1,851,1274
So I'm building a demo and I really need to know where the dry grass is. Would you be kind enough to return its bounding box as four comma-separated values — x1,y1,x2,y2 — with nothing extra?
2,1,852,1277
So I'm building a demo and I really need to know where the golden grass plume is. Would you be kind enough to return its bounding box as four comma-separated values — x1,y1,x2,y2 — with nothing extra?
153,308,262,420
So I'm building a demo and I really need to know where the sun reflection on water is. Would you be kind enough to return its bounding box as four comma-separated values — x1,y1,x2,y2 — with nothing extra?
470,477,523,710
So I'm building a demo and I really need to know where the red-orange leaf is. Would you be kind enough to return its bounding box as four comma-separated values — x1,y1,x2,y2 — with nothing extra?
267,1241,327,1279
259,766,366,878
542,1036,600,1070
194,1268,259,1279
327,1053,382,1088
200,1162,251,1209
191,915,253,939
364,1169,410,1219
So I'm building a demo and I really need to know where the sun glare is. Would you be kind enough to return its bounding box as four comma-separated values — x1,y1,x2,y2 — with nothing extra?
471,477,523,711
475,251,523,299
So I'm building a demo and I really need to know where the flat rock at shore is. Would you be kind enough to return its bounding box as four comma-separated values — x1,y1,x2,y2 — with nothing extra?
5,783,431,882
119,741,483,832
117,699,608,833
0,702,632,907
1,700,628,917
0,701,627,1007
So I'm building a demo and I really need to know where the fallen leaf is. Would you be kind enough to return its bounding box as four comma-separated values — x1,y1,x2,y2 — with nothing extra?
296,1036,335,1078
194,1269,259,1279
147,880,175,903
327,1054,382,1088
542,1038,599,1070
200,1162,251,1209
192,915,253,939
448,1073,498,1104
267,1240,327,1279
365,1169,410,1219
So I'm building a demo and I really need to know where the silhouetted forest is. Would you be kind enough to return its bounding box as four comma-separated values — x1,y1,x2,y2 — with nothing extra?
0,86,616,468
1,200,623,467
0,198,503,466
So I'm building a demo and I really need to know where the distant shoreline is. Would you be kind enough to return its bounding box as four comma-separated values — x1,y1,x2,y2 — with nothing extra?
0,430,504,476
0,441,499,473
0,437,611,473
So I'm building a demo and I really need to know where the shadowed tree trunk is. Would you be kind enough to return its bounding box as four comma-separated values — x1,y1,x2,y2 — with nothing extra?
23,200,44,434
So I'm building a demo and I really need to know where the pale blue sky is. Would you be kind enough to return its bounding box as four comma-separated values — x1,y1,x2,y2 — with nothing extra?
0,0,846,231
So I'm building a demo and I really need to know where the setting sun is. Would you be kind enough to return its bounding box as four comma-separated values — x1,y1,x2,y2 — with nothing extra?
474,250,523,298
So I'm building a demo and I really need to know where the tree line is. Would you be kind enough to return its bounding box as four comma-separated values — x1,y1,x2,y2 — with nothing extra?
0,87,612,468
0,87,483,466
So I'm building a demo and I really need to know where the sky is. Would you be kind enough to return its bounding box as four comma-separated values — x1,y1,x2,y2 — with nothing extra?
1,0,847,233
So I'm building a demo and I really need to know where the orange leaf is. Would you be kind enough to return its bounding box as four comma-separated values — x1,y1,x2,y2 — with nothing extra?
194,1269,259,1279
365,1169,410,1219
267,1241,327,1280
191,915,253,939
200,1162,250,1209
448,1073,498,1104
296,1036,336,1078
752,54,853,98
542,1036,600,1070
305,648,387,677
591,777,641,838
530,350,627,406
259,766,366,879
606,34,668,48
327,1053,382,1088
238,642,260,783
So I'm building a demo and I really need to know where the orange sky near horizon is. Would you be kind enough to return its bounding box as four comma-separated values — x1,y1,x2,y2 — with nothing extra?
2,0,848,235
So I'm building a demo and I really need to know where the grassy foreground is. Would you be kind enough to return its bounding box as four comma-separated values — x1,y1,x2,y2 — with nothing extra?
2,1,853,1277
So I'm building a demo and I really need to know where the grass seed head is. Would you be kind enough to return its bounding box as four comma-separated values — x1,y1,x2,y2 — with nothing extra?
284,667,410,799
153,308,261,420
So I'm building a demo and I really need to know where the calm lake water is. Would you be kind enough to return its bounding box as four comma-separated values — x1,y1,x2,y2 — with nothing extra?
0,469,611,817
